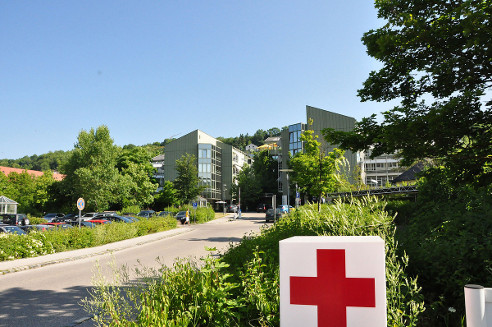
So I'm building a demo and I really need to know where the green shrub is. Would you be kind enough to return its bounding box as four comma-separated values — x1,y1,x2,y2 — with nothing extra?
84,197,424,326
0,216,177,261
397,176,492,326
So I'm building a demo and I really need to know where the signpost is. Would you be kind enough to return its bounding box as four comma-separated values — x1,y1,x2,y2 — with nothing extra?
192,202,197,224
280,236,386,327
76,198,85,228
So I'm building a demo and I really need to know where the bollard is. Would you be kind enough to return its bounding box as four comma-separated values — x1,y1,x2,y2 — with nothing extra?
464,284,492,327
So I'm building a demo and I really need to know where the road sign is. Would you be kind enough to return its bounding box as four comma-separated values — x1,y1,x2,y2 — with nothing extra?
77,198,85,211
280,236,386,327
192,202,198,209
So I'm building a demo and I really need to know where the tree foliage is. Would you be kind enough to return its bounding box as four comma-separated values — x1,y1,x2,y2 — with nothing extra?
173,154,203,204
290,129,344,211
61,126,122,211
323,0,492,186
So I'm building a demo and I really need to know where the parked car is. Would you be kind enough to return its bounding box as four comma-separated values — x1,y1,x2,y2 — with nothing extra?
276,205,294,214
45,222,73,229
63,213,80,221
158,211,173,217
1,213,30,226
20,224,55,232
256,204,268,213
67,221,96,228
227,204,238,213
43,213,65,222
95,214,133,223
265,208,284,222
137,210,156,218
175,211,187,224
79,212,99,221
0,223,27,235
87,219,111,225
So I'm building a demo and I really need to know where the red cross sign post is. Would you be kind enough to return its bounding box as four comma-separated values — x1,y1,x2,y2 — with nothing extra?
280,236,386,327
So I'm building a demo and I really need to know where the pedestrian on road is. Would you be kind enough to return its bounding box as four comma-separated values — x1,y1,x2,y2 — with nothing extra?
185,209,190,225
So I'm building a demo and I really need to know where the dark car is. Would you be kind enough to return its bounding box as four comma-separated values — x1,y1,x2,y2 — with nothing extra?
175,211,187,224
43,213,65,222
45,222,73,229
256,204,268,213
95,214,133,223
87,219,111,225
137,210,156,218
0,223,27,235
265,208,284,222
1,213,30,226
67,221,96,228
63,213,80,221
158,211,173,217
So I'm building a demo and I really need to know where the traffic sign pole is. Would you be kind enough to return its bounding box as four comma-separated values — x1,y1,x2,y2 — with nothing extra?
77,198,85,228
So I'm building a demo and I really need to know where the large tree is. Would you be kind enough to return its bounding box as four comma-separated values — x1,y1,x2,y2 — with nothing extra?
323,0,492,186
290,129,344,211
173,154,203,204
61,126,122,211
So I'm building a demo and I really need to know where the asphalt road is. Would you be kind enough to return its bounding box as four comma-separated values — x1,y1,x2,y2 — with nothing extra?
0,213,268,327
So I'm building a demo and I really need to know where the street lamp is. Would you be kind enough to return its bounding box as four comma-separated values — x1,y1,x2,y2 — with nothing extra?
280,169,293,213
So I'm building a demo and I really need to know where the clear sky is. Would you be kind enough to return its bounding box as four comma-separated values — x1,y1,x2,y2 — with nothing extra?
1,1,386,159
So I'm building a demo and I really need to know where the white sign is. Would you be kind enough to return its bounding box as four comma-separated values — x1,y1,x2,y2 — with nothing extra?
280,236,386,327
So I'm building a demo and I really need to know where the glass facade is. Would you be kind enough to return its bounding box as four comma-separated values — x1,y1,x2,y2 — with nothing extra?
288,123,304,156
198,143,222,200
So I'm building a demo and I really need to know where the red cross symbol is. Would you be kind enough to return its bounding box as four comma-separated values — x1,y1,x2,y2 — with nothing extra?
290,249,376,327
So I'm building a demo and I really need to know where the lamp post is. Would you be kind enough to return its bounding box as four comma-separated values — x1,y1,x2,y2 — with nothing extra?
280,169,293,213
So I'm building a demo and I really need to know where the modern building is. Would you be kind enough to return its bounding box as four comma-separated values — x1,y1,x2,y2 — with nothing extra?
279,106,358,199
162,130,249,204
359,149,404,187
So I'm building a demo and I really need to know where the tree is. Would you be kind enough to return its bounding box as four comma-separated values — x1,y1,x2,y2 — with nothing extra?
290,128,344,211
251,150,279,195
323,0,492,186
231,164,262,210
173,154,203,204
61,126,122,211
153,181,179,208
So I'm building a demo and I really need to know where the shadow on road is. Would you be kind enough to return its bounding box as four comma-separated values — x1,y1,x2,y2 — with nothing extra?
188,236,243,243
0,286,94,327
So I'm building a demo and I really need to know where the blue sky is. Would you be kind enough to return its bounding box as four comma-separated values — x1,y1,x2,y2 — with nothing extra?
1,1,386,159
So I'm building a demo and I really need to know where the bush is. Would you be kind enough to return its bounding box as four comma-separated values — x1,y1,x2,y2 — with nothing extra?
83,197,425,326
397,172,492,326
0,216,177,261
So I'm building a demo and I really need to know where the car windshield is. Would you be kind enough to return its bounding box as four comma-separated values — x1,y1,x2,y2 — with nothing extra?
4,226,26,235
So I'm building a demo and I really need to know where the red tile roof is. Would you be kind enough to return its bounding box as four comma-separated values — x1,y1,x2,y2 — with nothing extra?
0,166,65,181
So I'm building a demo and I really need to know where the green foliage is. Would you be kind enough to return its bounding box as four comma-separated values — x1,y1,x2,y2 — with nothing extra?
173,154,203,204
152,181,179,209
396,169,492,326
85,254,240,326
0,216,177,261
323,0,492,186
218,127,281,150
84,198,424,326
0,150,71,172
290,127,345,210
61,126,122,211
0,232,55,260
